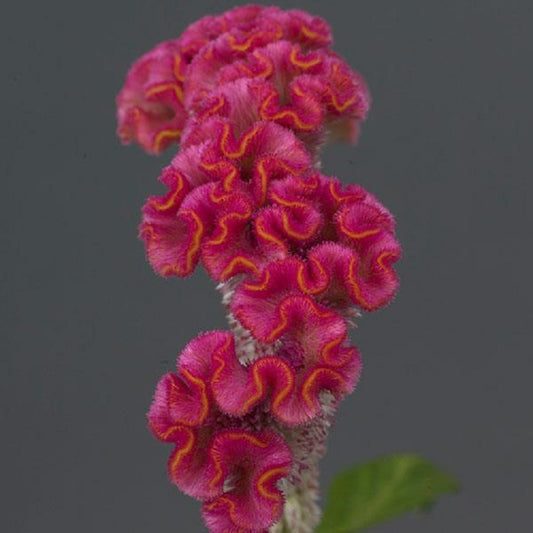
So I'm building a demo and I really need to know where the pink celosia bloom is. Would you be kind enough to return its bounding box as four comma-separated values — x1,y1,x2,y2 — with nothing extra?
148,332,292,530
139,120,312,278
184,40,369,145
201,428,292,532
117,5,333,156
211,311,361,425
116,40,187,154
118,5,401,532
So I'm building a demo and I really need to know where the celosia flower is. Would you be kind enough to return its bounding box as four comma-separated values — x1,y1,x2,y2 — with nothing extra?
186,41,369,147
211,304,361,425
148,332,292,530
117,5,333,155
118,5,401,532
139,120,312,278
116,40,187,154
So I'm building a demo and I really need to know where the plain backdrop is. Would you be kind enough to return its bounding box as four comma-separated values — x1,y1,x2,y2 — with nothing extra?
3,1,532,531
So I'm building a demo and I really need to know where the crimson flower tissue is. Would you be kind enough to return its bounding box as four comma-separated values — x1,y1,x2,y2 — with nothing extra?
116,5,457,533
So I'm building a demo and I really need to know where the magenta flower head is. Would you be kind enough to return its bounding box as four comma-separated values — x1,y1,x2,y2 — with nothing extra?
117,5,400,532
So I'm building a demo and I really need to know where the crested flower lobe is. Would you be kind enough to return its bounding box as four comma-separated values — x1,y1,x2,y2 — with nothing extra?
118,5,401,533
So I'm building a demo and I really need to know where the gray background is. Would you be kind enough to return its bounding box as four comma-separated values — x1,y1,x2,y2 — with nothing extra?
3,0,532,531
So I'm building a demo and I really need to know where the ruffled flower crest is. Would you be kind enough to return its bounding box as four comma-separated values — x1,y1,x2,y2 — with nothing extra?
117,5,400,533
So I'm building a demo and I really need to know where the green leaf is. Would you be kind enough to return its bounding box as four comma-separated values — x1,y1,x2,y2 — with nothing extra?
316,453,459,533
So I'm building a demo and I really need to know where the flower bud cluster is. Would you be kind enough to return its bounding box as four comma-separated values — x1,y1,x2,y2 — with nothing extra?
117,6,401,532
